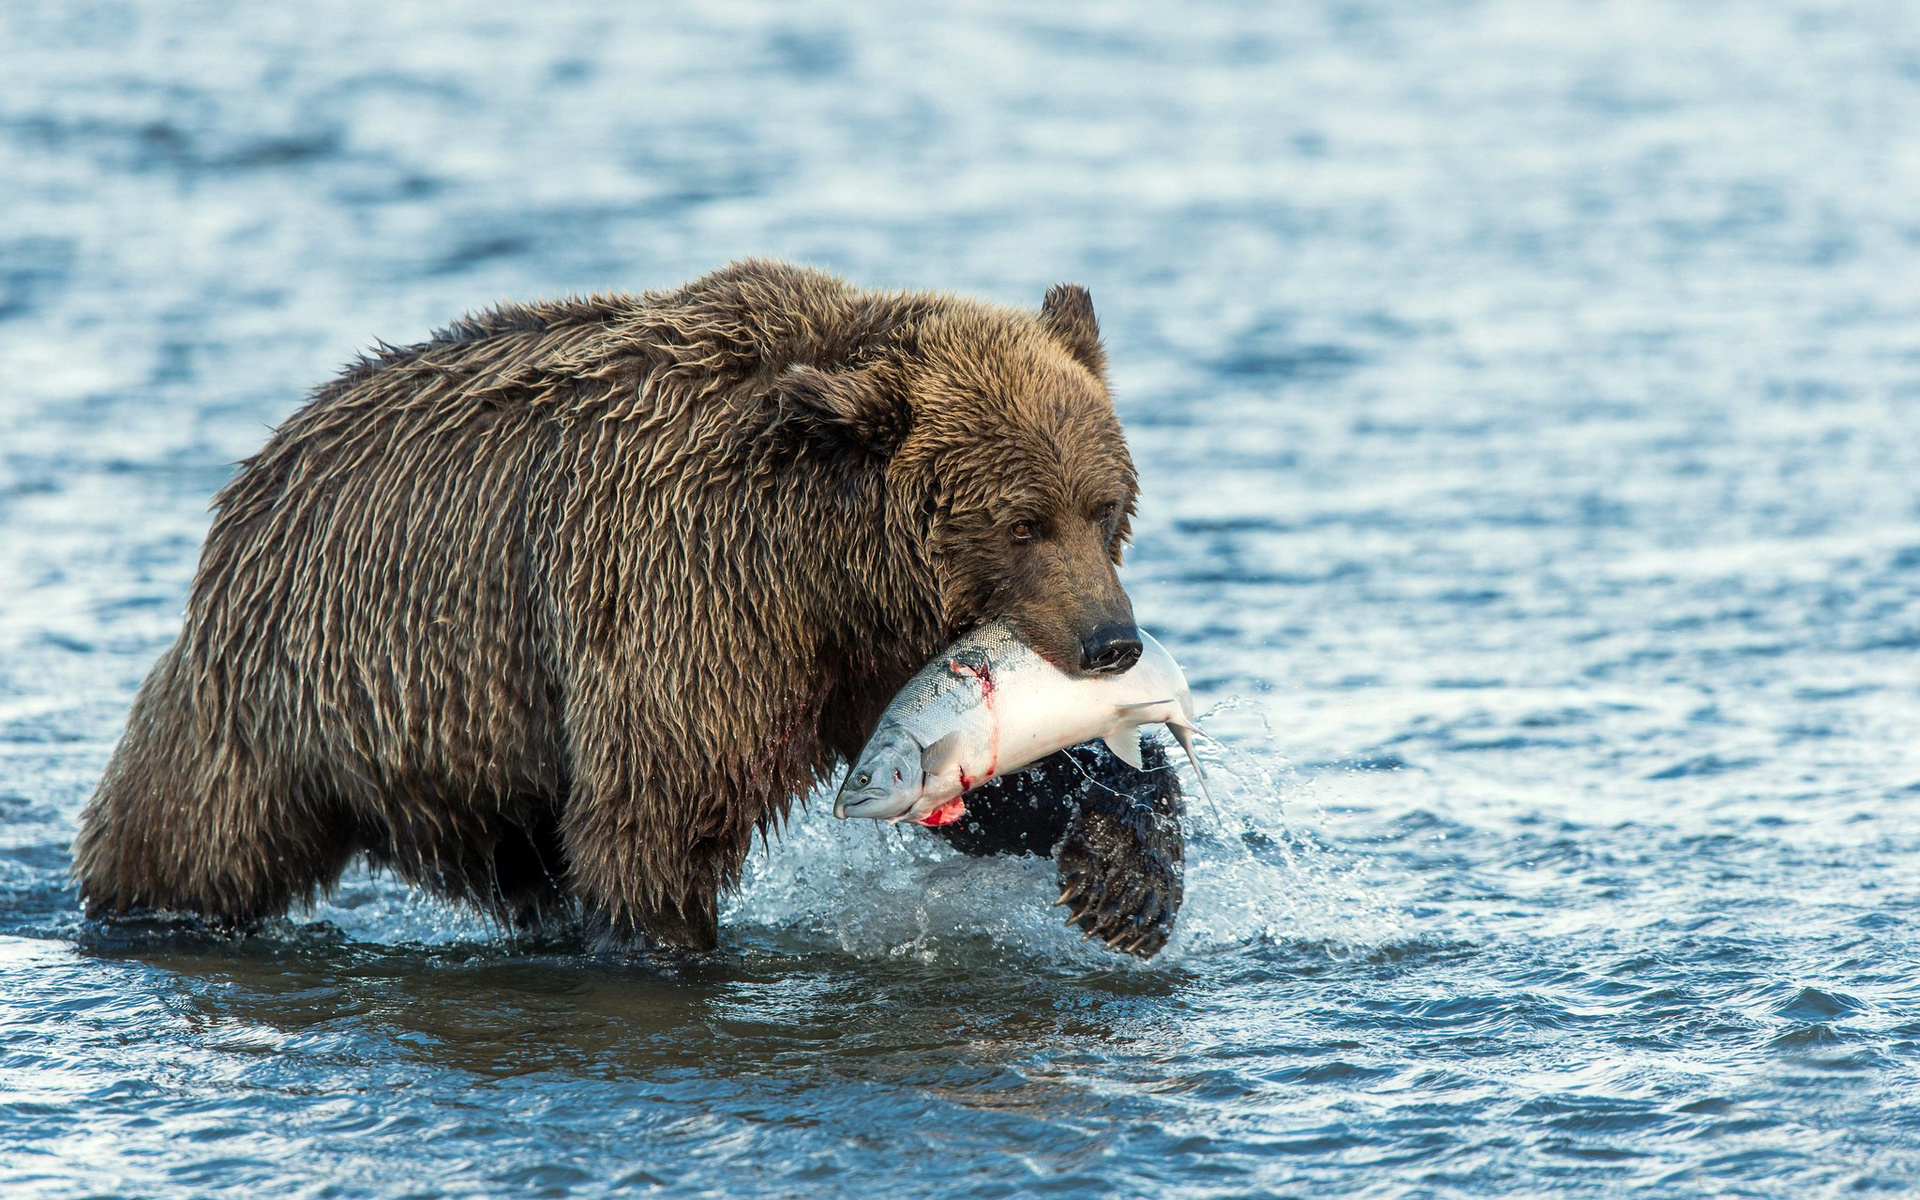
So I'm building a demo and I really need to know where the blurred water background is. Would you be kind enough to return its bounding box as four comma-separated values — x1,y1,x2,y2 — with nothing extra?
3,1,1919,1196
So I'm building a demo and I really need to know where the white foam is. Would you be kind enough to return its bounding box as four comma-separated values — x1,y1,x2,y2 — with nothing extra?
303,861,501,946
729,702,1410,967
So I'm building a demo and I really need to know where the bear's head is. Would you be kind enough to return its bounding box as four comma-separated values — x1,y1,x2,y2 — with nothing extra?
779,283,1142,677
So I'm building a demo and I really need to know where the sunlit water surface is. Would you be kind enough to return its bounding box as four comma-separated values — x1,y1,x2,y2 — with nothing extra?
3,1,1918,1196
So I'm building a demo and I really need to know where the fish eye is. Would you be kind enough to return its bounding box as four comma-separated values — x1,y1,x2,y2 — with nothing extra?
855,771,870,787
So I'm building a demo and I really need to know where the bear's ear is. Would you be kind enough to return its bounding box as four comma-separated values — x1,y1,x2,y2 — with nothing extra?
773,363,911,454
1039,283,1106,376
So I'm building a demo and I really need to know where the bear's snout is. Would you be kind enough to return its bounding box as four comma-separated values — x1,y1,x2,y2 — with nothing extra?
1079,621,1143,676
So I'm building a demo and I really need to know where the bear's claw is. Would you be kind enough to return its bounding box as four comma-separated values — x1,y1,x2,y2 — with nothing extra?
1053,790,1183,960
927,736,1185,961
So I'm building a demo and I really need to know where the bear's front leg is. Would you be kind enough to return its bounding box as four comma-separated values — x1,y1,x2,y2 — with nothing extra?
930,738,1185,959
559,730,733,954
581,893,720,953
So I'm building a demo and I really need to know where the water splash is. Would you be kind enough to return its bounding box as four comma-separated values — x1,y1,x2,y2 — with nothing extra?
1172,698,1412,959
728,706,1410,967
303,861,505,947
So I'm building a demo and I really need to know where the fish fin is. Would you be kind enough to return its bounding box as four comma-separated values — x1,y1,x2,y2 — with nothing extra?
1102,729,1146,771
1168,721,1222,819
920,732,965,777
1166,708,1214,743
1114,697,1174,713
1166,720,1209,781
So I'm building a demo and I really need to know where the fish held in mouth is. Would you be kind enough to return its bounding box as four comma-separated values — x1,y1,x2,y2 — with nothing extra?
833,620,1212,825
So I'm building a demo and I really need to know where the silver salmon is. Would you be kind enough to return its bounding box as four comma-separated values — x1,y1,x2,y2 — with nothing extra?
833,620,1211,825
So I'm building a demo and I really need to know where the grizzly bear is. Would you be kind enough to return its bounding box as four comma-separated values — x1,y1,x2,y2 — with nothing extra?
74,259,1184,955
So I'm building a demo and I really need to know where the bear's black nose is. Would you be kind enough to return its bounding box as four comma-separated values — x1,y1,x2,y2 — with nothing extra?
1080,622,1143,676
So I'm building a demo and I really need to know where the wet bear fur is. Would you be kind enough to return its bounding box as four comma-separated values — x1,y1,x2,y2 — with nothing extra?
73,259,1183,953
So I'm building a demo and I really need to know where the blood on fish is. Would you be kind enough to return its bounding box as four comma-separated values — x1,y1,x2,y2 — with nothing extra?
944,658,1000,780
947,657,995,706
919,797,967,827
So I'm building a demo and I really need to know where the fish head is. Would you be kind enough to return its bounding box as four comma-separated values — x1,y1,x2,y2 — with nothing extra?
833,726,926,820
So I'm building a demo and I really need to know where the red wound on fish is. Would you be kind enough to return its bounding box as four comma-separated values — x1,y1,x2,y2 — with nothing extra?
947,657,995,706
919,797,967,827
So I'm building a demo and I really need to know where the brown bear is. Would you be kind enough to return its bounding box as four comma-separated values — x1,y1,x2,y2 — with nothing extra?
73,259,1184,955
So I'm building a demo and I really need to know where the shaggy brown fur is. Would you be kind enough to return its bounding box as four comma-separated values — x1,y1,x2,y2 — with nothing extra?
74,259,1147,949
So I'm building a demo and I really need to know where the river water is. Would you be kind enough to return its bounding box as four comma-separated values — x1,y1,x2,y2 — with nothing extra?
3,1,1918,1196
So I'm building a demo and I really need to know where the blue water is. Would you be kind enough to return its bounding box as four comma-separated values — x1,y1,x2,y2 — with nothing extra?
4,1,1919,1196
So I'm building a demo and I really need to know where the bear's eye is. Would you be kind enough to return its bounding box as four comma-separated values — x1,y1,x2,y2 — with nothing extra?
1009,520,1039,544
1092,501,1118,524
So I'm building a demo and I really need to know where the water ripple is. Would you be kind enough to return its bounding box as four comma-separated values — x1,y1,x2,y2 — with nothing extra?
4,0,1920,1196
